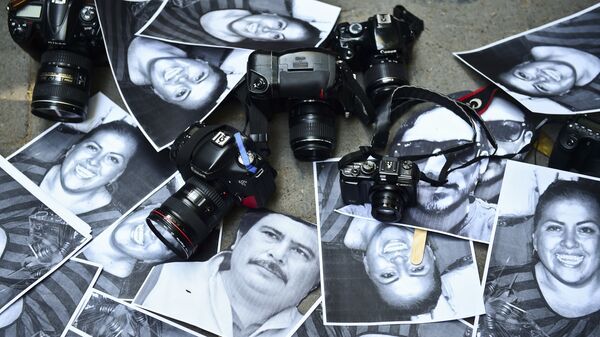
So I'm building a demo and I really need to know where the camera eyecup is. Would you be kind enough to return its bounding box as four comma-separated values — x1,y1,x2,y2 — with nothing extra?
289,100,336,161
31,50,92,122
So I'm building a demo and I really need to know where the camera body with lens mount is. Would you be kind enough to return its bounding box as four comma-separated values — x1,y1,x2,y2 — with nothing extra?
146,123,277,259
549,115,600,177
333,5,423,105
246,48,375,161
7,0,105,122
339,156,419,222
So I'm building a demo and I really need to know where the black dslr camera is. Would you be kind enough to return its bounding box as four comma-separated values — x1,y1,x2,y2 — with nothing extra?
333,5,424,105
7,0,104,122
246,49,374,161
146,123,277,259
549,115,600,177
339,156,419,222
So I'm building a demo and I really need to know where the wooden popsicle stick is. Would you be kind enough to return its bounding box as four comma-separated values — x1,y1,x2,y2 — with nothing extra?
410,229,428,265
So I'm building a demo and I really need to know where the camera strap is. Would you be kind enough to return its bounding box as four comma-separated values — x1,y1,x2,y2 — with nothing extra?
456,85,536,161
337,61,376,125
371,85,497,153
235,85,271,158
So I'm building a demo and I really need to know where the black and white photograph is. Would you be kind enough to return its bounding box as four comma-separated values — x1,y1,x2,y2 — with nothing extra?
467,89,536,205
8,93,176,236
136,0,340,51
0,258,101,337
321,88,536,243
77,173,222,300
455,3,600,114
317,94,508,242
289,298,474,337
319,210,484,325
69,290,206,337
133,209,320,337
0,156,92,315
96,0,252,150
480,161,600,337
64,328,85,337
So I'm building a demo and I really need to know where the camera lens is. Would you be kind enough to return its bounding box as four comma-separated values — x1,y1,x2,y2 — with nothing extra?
289,100,336,161
369,184,407,222
31,50,92,122
146,177,233,259
364,60,407,105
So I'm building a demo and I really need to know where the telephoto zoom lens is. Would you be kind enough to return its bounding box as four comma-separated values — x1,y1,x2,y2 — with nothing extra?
289,100,336,161
31,49,92,122
146,177,233,259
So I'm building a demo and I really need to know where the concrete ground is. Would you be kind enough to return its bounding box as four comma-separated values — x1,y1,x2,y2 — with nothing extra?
0,0,597,316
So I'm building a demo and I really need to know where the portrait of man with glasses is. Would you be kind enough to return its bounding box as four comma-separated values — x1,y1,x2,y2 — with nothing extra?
475,96,534,203
339,104,496,242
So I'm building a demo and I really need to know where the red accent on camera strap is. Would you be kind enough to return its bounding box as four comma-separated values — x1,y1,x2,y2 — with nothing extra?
457,85,499,116
241,196,258,208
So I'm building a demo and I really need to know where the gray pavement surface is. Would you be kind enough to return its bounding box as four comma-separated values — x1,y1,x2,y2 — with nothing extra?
0,0,597,317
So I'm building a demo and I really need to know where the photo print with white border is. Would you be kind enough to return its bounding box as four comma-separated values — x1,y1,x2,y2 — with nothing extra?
63,328,85,337
288,298,474,337
315,155,496,243
480,161,600,337
0,258,101,337
136,0,340,51
454,3,600,114
133,209,320,337
77,173,222,300
318,208,484,325
0,156,93,315
8,93,176,237
68,289,207,337
95,0,252,150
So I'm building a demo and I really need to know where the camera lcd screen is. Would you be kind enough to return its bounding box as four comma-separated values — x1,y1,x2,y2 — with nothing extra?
16,4,42,19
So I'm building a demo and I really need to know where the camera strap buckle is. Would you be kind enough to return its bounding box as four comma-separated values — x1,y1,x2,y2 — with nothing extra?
234,132,258,174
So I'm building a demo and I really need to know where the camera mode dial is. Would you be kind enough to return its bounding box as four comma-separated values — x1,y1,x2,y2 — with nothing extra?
360,161,376,174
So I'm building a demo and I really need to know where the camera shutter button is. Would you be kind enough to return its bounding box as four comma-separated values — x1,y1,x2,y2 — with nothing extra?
361,161,376,174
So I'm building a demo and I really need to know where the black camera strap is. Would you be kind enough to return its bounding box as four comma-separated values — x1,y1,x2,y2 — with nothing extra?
235,84,271,158
456,85,536,161
371,85,497,153
338,145,382,170
337,61,376,125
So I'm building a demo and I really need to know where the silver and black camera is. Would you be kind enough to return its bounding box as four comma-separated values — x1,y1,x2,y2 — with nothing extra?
146,123,277,259
7,0,104,122
246,48,374,161
339,156,419,222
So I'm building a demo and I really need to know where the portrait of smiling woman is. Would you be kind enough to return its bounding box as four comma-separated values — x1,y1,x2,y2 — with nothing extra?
483,162,600,337
10,114,174,236
96,1,250,149
136,0,338,51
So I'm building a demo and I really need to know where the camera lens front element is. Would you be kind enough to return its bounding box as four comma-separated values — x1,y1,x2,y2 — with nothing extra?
146,177,232,259
31,50,92,122
289,100,336,161
370,184,406,222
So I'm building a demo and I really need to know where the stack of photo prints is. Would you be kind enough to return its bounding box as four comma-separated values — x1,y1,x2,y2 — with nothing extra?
0,1,599,337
